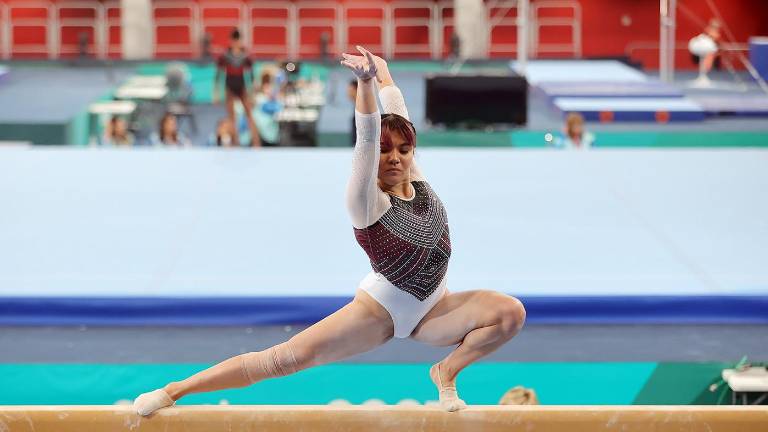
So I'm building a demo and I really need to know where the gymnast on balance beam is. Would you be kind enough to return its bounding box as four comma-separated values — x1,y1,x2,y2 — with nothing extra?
134,45,526,415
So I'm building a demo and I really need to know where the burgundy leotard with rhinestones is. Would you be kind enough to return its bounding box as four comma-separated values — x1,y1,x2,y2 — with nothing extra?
354,181,451,301
346,86,450,301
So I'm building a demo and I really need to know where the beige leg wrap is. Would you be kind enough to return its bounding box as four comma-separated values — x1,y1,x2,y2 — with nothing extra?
240,341,299,385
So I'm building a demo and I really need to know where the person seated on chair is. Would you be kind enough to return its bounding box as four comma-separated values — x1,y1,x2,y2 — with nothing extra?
208,117,237,147
103,116,134,147
152,112,191,147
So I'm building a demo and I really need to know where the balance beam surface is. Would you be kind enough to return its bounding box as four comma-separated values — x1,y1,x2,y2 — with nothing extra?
0,406,766,432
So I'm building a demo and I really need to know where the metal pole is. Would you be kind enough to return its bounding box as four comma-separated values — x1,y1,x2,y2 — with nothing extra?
517,0,529,75
660,0,676,82
668,0,676,82
288,4,297,59
660,0,668,81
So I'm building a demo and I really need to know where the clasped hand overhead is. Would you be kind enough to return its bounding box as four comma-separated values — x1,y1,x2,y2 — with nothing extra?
340,46,382,83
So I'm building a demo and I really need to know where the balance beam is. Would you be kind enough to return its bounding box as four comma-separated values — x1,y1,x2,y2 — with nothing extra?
0,406,765,432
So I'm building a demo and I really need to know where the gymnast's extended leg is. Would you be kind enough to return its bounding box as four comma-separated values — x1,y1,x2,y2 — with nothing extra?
410,290,526,411
134,289,393,415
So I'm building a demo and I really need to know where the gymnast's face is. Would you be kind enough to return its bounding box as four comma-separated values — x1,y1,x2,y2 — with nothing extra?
378,130,414,189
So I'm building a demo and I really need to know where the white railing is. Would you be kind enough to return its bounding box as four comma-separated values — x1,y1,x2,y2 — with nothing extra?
55,1,102,57
0,2,8,59
248,2,295,58
152,1,198,57
342,2,386,57
103,0,120,58
7,1,56,58
0,0,583,60
295,1,340,57
530,0,581,58
487,0,521,56
198,1,244,57
395,1,437,58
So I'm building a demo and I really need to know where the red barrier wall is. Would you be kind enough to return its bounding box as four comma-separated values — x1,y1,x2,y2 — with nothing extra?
552,0,768,69
3,0,767,69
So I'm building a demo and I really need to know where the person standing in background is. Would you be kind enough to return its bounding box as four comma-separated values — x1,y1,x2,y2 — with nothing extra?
250,67,282,146
689,19,722,86
213,28,260,147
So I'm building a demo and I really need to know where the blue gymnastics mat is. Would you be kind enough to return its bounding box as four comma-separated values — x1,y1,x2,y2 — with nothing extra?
1,295,767,325
554,97,706,121
537,81,684,99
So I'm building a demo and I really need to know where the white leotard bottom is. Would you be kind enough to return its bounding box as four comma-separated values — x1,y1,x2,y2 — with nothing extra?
358,271,447,338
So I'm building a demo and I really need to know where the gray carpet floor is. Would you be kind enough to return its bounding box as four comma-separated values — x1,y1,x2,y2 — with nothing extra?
1,325,764,363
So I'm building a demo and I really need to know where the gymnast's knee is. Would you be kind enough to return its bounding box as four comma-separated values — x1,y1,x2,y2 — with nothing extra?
496,295,526,338
239,341,301,384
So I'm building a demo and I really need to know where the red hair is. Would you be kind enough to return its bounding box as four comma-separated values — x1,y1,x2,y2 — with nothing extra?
380,113,416,152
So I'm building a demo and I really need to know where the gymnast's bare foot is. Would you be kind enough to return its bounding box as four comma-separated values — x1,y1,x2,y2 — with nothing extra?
133,388,175,416
429,363,467,412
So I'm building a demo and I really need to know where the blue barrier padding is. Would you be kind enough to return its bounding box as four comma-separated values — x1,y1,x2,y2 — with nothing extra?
553,97,706,122
750,37,768,81
576,110,707,122
1,296,766,326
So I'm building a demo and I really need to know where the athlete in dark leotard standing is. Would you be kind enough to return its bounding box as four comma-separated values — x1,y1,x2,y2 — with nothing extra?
214,28,260,147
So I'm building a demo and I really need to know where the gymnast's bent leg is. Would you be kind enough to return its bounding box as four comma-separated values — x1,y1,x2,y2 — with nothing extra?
238,92,260,147
223,90,240,147
410,291,526,411
134,289,394,415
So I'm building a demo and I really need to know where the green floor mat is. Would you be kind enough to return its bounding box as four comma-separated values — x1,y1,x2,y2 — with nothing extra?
0,362,667,405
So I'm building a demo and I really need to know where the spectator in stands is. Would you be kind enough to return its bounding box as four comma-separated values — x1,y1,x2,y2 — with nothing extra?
249,67,282,146
164,62,196,136
153,113,191,147
499,386,539,405
348,79,358,146
554,112,594,149
209,117,237,147
103,116,134,147
214,28,260,147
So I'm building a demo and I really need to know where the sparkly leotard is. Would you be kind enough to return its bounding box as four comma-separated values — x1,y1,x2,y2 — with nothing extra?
346,86,450,337
354,181,451,301
217,48,252,97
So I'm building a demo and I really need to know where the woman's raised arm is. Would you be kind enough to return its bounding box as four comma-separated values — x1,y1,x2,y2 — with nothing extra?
341,46,391,229
357,52,424,181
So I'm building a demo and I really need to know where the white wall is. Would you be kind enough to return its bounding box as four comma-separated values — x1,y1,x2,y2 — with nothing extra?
0,148,766,297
